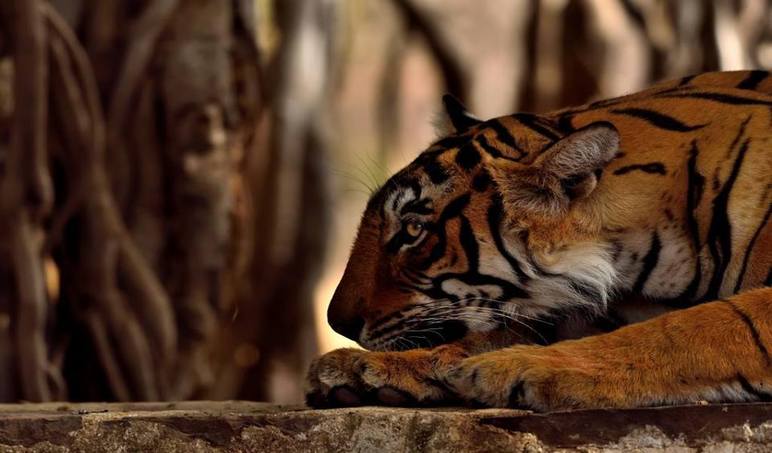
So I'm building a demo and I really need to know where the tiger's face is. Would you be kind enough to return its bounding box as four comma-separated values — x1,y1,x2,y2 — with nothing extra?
329,97,622,351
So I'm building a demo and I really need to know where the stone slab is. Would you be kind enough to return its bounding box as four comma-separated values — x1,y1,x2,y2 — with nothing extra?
0,402,771,452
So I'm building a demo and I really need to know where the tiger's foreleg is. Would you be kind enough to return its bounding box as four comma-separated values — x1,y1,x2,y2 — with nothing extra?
305,330,520,407
445,287,772,411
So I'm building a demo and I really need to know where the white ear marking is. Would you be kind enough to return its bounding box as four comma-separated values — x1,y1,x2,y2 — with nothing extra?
432,109,456,137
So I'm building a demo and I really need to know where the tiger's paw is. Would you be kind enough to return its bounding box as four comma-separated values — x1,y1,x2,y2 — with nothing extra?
445,346,589,411
305,346,466,408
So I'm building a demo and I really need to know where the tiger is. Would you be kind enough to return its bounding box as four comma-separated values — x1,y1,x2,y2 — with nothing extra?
305,70,772,411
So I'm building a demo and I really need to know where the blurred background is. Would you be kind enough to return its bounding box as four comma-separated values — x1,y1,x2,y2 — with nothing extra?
0,0,769,404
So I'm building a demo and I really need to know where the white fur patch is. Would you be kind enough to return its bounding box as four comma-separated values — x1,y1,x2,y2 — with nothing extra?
514,241,618,319
642,228,695,298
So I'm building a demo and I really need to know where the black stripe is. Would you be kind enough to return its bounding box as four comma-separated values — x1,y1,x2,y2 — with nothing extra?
369,320,407,341
734,203,772,293
587,98,619,109
535,116,564,137
613,163,666,176
455,143,481,170
409,178,423,201
441,193,471,220
432,134,471,150
673,142,705,306
414,239,445,271
704,138,751,299
402,268,430,286
486,120,519,149
660,92,772,107
724,300,771,364
472,170,492,192
632,232,661,294
736,70,769,91
385,228,420,254
556,114,576,133
378,308,407,325
475,135,503,158
401,198,433,216
416,193,471,270
513,113,560,141
556,85,686,117
724,115,751,159
487,195,530,282
475,135,525,162
678,74,698,86
458,215,479,272
422,157,450,184
486,120,527,159
737,374,772,402
611,108,707,132
435,271,530,300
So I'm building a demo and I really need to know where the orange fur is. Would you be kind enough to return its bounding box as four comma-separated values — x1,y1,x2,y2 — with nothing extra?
307,70,772,410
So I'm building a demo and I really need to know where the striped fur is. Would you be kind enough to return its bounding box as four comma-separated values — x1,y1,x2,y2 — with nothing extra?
307,70,772,410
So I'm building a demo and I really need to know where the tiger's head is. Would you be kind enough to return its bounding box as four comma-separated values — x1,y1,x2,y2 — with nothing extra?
329,96,622,351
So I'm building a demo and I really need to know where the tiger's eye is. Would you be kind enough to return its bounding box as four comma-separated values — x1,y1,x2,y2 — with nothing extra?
405,220,424,238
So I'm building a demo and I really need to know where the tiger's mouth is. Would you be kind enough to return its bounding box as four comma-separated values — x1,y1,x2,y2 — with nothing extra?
362,319,468,351
357,298,534,351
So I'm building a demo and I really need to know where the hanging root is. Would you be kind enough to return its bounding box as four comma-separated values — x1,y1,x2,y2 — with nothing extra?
44,2,178,400
0,0,53,403
1,0,259,401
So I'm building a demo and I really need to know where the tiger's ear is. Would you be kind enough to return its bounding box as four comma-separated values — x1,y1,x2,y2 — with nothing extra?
439,94,482,134
491,122,619,218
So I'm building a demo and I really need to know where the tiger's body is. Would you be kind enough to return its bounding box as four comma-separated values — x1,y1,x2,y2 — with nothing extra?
306,70,772,411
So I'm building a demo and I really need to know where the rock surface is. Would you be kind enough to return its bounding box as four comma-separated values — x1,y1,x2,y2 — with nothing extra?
1,402,772,452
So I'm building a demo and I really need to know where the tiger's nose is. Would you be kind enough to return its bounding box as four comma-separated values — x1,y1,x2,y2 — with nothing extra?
327,295,365,341
329,315,365,342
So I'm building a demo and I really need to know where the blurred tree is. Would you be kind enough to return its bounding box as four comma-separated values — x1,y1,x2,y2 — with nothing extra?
0,0,269,402
223,0,338,402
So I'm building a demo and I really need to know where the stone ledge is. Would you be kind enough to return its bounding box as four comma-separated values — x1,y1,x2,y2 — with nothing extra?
1,402,772,452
